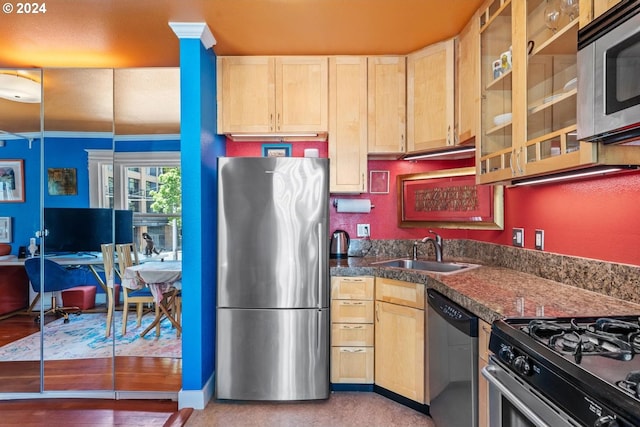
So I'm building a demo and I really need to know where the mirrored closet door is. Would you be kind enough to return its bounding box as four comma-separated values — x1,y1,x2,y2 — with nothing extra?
41,68,116,392
0,68,43,394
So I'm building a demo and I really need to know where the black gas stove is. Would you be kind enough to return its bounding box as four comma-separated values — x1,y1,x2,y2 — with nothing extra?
489,316,640,427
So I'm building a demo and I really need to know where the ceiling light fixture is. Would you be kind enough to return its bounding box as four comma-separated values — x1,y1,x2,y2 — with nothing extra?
0,72,41,103
403,146,476,161
511,166,637,186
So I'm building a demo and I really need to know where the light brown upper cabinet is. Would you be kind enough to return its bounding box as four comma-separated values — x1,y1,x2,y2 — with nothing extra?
579,0,622,27
456,11,480,146
367,56,406,156
478,0,515,184
407,39,455,153
328,56,368,193
217,56,328,137
477,0,640,185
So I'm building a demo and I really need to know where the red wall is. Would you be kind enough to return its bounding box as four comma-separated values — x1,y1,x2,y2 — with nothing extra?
226,139,640,266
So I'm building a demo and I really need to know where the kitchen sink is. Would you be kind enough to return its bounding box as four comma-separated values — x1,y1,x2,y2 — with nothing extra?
372,258,480,274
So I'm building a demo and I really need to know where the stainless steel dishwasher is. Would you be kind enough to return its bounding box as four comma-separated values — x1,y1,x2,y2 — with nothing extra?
427,289,478,427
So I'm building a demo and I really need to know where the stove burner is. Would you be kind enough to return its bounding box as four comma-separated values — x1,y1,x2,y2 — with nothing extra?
617,371,640,398
526,319,574,338
590,318,640,353
593,318,640,335
552,330,634,363
526,319,636,364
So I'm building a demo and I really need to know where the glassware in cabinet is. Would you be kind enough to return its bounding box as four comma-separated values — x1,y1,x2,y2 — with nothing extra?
479,0,514,181
524,0,578,172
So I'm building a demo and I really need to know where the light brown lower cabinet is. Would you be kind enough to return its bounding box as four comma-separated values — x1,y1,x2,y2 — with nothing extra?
330,276,375,384
331,346,375,383
374,277,425,404
478,319,491,427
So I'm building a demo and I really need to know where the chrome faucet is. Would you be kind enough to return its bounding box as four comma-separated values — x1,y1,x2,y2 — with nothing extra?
412,230,443,262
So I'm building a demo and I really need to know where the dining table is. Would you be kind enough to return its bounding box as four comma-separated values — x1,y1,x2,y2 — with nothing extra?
120,260,182,337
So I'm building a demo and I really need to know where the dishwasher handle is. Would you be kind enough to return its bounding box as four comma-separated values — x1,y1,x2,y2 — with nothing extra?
427,288,478,337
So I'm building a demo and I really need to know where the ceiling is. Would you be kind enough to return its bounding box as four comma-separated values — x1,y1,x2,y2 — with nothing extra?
0,0,483,135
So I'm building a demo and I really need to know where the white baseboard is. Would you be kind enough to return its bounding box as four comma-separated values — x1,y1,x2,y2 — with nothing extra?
178,372,215,410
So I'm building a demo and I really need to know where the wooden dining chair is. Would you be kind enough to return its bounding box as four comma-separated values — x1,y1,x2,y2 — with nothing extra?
115,242,157,335
100,243,117,337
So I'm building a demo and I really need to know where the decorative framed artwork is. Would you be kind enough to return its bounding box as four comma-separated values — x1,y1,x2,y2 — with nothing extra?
0,159,25,202
262,143,292,158
370,170,390,194
48,168,78,196
0,217,11,243
397,167,504,230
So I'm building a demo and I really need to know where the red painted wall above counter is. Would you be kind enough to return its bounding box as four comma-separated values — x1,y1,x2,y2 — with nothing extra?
226,139,640,266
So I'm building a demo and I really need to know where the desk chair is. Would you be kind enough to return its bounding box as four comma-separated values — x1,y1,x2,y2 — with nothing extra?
116,243,158,335
24,257,82,324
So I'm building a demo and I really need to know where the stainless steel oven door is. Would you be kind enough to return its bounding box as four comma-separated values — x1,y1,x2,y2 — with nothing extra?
482,358,579,427
578,9,640,143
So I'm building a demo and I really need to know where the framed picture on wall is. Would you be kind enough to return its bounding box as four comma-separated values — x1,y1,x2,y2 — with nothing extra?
262,143,292,157
370,170,390,194
397,167,504,230
48,168,78,196
0,159,25,203
0,217,11,243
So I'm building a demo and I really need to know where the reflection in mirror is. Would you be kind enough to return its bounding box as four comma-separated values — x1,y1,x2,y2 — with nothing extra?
0,69,42,393
41,68,115,391
112,68,182,393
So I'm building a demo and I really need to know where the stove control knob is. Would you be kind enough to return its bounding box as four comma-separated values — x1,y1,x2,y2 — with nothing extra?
498,347,514,363
594,415,619,427
513,355,531,376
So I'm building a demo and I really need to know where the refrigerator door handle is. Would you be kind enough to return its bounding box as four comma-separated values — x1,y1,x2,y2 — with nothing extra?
317,308,323,350
317,222,323,309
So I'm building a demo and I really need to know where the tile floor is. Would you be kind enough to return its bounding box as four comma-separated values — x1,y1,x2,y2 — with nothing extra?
185,392,435,427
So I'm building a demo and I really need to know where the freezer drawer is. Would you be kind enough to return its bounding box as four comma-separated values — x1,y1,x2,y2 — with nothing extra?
216,307,330,401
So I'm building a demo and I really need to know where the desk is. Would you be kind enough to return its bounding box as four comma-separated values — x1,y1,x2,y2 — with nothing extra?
0,254,104,268
120,261,182,337
0,255,105,314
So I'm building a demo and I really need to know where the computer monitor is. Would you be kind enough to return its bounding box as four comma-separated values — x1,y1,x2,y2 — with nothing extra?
43,208,133,254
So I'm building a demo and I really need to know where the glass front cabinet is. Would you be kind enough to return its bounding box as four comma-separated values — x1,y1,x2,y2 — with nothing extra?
477,0,628,184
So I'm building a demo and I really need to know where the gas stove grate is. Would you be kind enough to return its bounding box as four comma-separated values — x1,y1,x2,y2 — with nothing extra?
524,318,639,364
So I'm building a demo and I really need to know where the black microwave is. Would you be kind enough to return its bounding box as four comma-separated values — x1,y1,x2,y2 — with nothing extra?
577,1,640,145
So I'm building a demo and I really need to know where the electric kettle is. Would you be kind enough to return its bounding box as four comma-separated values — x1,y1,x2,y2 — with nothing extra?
330,229,350,259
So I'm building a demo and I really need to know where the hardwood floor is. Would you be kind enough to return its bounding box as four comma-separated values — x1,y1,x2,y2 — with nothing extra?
0,311,181,393
0,398,193,427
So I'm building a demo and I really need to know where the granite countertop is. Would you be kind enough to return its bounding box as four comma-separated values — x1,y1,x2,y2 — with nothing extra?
330,257,640,323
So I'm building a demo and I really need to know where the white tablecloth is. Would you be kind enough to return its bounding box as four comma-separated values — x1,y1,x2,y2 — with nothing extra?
121,260,182,302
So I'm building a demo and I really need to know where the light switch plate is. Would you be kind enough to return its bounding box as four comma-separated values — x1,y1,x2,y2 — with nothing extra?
535,229,544,250
512,228,524,247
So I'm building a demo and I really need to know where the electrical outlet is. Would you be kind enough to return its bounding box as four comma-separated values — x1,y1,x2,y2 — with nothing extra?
512,228,524,247
356,224,370,237
535,229,544,250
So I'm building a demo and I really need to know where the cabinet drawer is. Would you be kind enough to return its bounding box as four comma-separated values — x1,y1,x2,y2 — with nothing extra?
331,300,374,323
331,323,374,347
479,319,491,362
331,347,374,384
375,277,424,309
331,276,374,300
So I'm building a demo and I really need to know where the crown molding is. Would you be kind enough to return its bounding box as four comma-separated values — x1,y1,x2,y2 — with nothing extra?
168,22,216,49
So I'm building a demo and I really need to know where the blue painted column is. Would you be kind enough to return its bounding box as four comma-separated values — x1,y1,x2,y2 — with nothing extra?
170,22,226,410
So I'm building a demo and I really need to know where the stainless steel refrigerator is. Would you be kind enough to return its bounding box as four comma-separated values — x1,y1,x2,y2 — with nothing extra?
215,156,330,401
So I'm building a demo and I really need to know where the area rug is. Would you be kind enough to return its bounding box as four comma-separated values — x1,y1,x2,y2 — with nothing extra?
0,312,182,361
